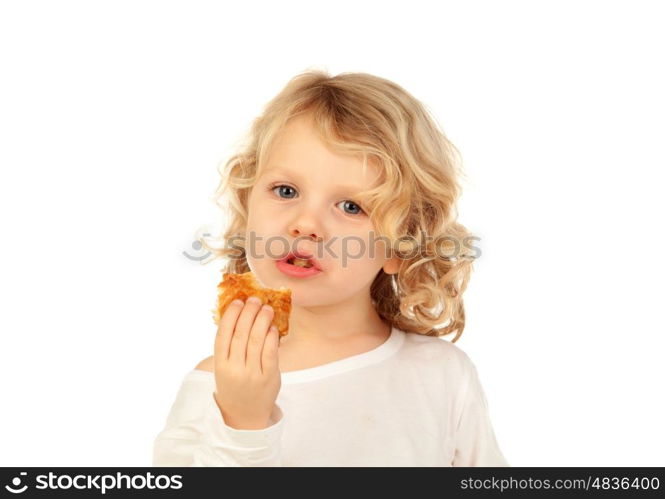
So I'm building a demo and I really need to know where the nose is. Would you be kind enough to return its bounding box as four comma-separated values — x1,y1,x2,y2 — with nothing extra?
289,225,323,243
287,203,325,258
289,208,324,247
289,224,322,261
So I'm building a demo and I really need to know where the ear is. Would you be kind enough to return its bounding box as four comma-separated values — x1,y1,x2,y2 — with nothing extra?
382,256,402,275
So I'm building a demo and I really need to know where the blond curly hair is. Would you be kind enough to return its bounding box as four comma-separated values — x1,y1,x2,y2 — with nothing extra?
200,69,478,342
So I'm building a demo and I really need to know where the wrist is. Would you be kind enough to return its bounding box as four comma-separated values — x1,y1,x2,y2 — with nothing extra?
222,411,270,430
213,395,271,429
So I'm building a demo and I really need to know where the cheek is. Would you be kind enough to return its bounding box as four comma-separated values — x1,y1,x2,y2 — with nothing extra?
344,237,365,257
334,237,386,272
245,230,289,263
246,200,275,241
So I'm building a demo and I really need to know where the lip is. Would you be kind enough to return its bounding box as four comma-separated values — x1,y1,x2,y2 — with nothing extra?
275,259,323,278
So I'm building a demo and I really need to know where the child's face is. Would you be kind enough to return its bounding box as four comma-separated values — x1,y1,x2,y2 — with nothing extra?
245,114,398,306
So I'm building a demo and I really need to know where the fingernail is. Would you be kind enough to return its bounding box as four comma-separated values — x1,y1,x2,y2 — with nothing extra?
247,296,261,304
231,299,244,306
262,304,273,313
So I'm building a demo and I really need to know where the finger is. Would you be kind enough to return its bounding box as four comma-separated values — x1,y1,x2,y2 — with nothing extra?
228,295,263,366
246,304,274,372
215,299,244,362
261,325,280,375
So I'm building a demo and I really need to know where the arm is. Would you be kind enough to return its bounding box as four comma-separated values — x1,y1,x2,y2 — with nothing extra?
152,372,285,467
191,391,284,466
452,359,510,467
155,294,284,466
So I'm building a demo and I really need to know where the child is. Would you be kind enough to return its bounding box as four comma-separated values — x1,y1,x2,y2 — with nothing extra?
152,70,509,467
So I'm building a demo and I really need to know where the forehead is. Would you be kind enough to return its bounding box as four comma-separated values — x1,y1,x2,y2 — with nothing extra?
262,115,382,189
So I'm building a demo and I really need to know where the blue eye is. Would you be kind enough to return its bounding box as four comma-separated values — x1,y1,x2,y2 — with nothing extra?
339,200,363,215
268,183,365,216
272,184,297,199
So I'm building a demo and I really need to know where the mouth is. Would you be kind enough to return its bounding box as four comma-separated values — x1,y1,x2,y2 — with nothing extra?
275,258,322,278
287,257,313,268
277,252,322,271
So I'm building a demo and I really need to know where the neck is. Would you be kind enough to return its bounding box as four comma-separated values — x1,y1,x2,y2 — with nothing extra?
279,294,390,347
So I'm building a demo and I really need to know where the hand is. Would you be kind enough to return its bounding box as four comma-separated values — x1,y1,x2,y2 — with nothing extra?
213,296,282,430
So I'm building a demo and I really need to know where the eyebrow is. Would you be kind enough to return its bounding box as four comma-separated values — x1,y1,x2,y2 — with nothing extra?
263,167,366,193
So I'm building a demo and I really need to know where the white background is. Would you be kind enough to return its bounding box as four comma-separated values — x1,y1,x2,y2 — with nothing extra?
1,0,663,467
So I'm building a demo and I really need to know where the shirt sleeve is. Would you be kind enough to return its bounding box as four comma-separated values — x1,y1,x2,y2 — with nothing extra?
452,359,510,467
152,372,285,467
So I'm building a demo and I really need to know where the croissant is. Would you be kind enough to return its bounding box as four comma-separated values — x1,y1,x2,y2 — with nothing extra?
212,271,292,337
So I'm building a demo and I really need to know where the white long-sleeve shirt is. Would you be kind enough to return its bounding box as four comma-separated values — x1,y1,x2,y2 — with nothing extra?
152,326,509,467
